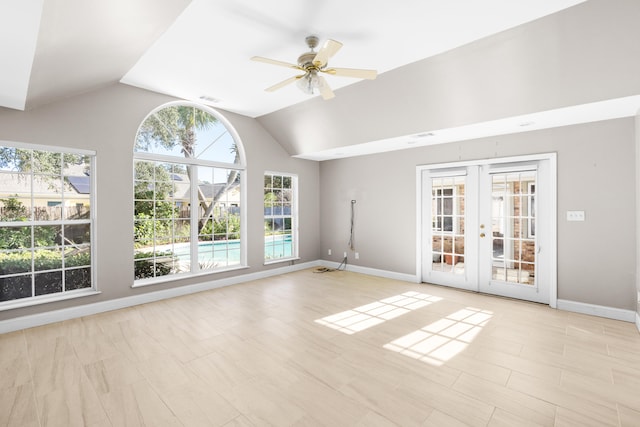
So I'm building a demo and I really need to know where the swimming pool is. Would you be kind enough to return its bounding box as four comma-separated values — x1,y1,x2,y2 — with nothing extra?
171,234,293,264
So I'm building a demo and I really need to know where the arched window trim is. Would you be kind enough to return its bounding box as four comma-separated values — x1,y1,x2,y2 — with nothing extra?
133,102,247,287
135,101,247,168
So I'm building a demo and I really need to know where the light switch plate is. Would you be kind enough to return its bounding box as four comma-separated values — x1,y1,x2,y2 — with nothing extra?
566,210,585,221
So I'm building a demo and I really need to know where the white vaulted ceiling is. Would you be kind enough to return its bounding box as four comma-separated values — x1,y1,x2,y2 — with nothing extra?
4,0,585,117
10,1,640,162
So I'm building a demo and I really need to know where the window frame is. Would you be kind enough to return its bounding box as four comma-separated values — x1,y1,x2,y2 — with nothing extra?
132,103,247,287
528,182,536,238
263,171,299,264
432,186,463,235
0,140,98,311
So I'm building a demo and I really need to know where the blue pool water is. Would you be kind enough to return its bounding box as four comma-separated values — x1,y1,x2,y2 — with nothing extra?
171,234,292,265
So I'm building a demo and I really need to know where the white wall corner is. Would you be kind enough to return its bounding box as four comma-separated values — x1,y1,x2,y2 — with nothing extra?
635,110,640,333
557,299,637,323
635,109,640,334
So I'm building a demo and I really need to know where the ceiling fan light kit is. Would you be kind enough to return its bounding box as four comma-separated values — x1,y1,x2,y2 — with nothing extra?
251,35,377,100
296,70,325,95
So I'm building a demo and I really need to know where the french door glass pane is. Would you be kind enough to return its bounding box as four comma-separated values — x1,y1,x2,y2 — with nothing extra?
432,176,465,275
491,172,536,285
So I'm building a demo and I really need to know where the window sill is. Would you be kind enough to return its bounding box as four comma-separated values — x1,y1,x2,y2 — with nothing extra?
131,265,250,288
264,257,300,266
0,289,101,312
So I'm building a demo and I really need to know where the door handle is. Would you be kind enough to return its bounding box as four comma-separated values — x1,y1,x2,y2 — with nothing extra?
480,233,486,238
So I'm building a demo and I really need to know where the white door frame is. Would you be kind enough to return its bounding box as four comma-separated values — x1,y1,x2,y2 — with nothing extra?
415,153,557,308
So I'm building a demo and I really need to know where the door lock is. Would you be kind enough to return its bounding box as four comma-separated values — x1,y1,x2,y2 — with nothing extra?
480,233,486,238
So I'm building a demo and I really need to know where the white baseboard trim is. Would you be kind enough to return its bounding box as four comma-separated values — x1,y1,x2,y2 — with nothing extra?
320,260,420,283
636,312,640,332
557,299,637,323
0,260,322,334
9,262,634,334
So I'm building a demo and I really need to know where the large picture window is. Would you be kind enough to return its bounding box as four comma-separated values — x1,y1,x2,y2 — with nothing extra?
133,103,245,284
264,172,297,263
0,143,95,308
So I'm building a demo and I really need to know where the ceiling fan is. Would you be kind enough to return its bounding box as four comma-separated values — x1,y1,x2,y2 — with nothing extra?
251,35,377,100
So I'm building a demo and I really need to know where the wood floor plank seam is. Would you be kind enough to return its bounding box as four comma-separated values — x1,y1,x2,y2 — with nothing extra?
22,333,43,427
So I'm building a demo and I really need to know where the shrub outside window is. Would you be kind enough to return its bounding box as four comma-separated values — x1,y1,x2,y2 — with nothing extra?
264,172,297,263
0,143,95,308
133,103,245,283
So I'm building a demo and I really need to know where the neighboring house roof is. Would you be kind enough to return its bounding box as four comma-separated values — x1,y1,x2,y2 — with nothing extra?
198,183,239,200
2,168,239,202
0,172,78,197
67,175,90,194
0,164,90,198
167,173,239,202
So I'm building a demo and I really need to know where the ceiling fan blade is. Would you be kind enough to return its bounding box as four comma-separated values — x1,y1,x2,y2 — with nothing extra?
317,75,335,100
323,67,377,80
251,56,302,71
313,39,343,67
265,75,303,92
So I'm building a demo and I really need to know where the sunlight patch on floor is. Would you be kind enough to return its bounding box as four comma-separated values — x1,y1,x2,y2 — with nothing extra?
384,307,493,366
314,291,443,335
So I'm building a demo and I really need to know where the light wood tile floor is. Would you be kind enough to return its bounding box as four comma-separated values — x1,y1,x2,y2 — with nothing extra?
1,269,640,426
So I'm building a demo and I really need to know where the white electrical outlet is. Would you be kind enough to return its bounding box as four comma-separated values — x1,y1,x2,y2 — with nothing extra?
328,249,331,256
355,252,359,259
343,252,347,258
566,211,585,221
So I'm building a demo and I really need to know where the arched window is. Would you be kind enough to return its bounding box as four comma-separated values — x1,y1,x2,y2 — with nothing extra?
133,103,245,284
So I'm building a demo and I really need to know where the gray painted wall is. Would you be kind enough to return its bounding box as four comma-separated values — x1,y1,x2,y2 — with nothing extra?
0,83,320,322
258,0,640,157
320,118,636,310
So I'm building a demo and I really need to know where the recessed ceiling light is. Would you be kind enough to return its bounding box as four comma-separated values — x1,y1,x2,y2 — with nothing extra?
199,95,221,103
415,132,435,138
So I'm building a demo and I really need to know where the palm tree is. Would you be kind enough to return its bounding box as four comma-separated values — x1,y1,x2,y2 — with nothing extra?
136,105,240,232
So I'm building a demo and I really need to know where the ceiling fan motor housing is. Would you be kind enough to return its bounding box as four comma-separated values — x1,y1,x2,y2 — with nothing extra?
298,35,321,70
297,52,318,70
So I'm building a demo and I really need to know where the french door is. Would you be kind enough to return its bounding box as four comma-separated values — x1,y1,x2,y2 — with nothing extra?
419,155,556,305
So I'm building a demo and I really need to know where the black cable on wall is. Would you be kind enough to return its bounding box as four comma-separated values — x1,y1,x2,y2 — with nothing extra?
348,199,356,251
